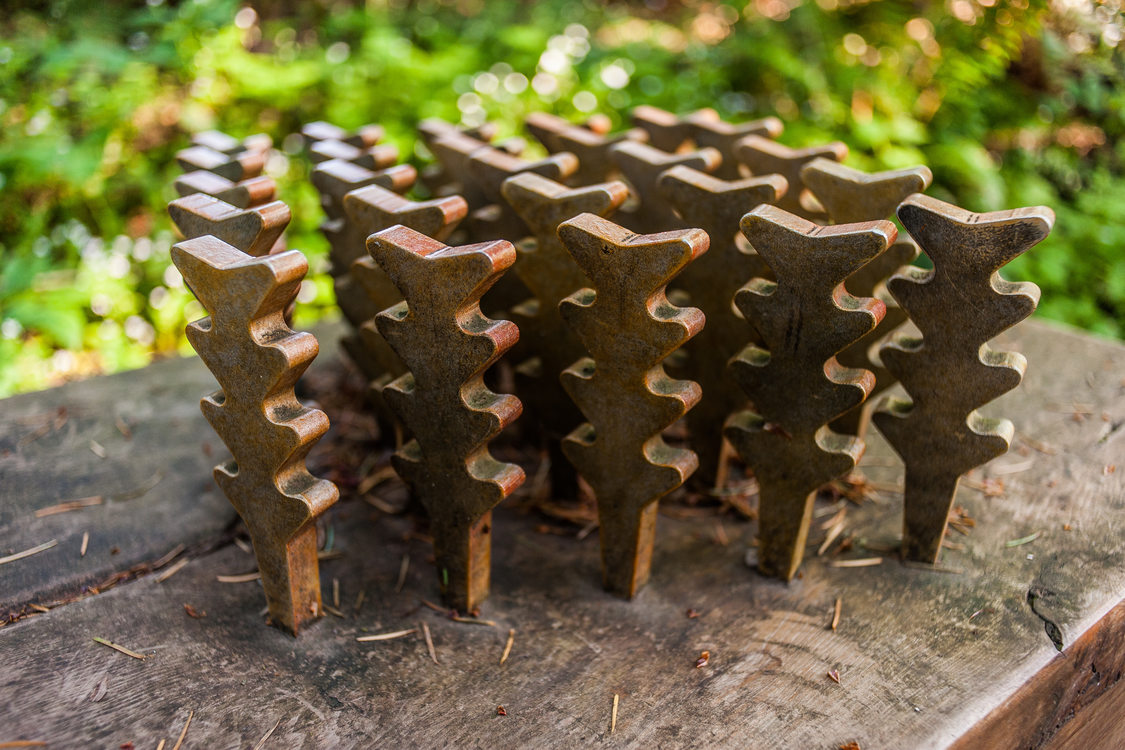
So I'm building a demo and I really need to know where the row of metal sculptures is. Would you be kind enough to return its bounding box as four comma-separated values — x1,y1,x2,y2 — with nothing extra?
168,107,1053,635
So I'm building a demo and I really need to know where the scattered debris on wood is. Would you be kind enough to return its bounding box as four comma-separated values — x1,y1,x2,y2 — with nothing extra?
88,676,109,703
92,636,148,660
89,440,107,458
80,531,89,557
171,710,193,750
34,496,104,517
831,597,842,631
827,668,841,684
610,693,619,734
216,572,260,583
356,628,417,642
496,706,507,716
0,539,58,566
500,628,516,665
155,558,189,583
686,608,701,619
830,557,882,568
694,650,711,668
1005,531,1042,548
395,554,409,593
251,719,281,750
422,621,439,664
183,604,205,619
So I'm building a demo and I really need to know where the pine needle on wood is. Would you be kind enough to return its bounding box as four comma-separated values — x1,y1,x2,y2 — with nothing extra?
0,540,57,566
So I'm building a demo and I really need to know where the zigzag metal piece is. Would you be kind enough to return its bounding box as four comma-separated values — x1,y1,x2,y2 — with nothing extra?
630,105,696,153
873,193,1051,563
610,140,721,231
801,158,934,436
175,145,267,181
172,235,338,635
168,193,290,257
175,171,277,209
368,225,524,613
686,110,784,179
466,147,578,241
301,121,384,149
524,112,647,185
500,172,630,499
343,184,468,411
725,205,892,581
735,136,848,221
309,139,399,171
658,165,788,485
557,213,707,598
192,129,271,156
308,159,419,406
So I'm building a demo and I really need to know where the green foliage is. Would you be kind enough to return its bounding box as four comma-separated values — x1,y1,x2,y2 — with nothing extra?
1,0,1122,395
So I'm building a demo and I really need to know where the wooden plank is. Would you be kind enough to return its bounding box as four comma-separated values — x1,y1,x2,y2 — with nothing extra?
0,321,345,615
0,318,1121,748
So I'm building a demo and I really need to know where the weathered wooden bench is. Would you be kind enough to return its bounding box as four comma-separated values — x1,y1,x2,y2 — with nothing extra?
1,317,1123,749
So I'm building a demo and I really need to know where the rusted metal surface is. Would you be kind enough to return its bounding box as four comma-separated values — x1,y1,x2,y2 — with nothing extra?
725,205,893,580
524,112,647,184
191,129,271,155
175,145,266,181
802,158,933,435
873,194,1052,563
686,109,784,179
167,193,289,257
466,147,578,241
610,140,721,231
630,104,696,153
174,171,277,209
369,225,525,612
343,184,468,414
426,130,500,209
557,213,707,597
171,235,338,635
735,136,848,220
309,139,399,171
309,159,418,391
300,121,384,149
658,165,787,485
501,172,629,499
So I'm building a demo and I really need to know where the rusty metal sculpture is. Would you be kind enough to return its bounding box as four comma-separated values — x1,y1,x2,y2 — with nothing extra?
191,129,271,156
368,226,525,612
725,205,893,581
630,105,696,153
557,213,707,597
610,140,721,231
174,170,278,209
735,136,848,221
500,172,630,499
872,194,1052,563
309,159,417,389
175,144,266,182
343,184,468,412
167,193,289,257
658,166,787,485
525,112,646,184
301,121,384,149
686,110,784,179
801,159,933,435
466,147,578,241
172,235,338,635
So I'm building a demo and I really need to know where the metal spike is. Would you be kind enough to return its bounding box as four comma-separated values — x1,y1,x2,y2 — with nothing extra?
873,194,1051,563
557,213,707,597
610,141,721,231
368,226,525,612
735,136,848,221
172,236,338,635
658,166,788,485
725,205,893,580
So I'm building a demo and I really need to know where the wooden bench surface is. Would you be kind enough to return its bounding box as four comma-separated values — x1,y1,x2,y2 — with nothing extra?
1,318,1123,749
